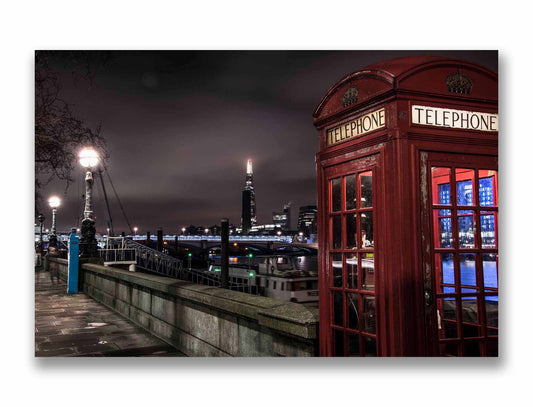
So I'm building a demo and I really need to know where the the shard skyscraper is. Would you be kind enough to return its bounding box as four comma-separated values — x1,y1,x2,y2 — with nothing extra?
241,158,257,234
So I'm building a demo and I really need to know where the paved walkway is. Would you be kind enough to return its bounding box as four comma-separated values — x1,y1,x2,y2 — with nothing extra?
35,270,185,357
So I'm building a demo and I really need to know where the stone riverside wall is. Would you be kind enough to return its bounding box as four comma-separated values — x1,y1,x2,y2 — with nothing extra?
47,258,319,357
49,257,68,280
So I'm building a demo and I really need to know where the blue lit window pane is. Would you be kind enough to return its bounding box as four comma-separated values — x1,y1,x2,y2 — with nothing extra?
481,212,496,249
460,253,476,288
441,255,454,285
479,177,494,207
435,210,453,248
457,180,473,206
438,183,450,205
483,254,498,289
458,214,475,248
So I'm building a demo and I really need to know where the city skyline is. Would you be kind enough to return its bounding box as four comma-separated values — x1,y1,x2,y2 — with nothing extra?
37,51,498,233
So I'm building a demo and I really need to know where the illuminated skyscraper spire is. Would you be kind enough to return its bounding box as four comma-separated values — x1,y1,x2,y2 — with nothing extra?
242,158,257,233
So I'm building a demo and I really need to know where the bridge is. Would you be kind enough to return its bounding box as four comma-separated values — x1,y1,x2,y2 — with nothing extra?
35,233,297,244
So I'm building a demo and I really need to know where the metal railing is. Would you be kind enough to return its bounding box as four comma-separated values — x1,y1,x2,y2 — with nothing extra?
122,238,183,278
99,247,137,263
180,268,257,294
98,237,183,278
97,237,255,293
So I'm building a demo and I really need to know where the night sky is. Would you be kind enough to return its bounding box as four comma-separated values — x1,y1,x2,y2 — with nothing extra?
38,50,498,234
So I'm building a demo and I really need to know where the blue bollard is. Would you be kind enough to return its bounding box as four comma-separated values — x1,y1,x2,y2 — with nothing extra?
67,228,80,293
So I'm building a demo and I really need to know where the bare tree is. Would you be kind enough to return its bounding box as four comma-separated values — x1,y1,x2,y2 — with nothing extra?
35,51,109,214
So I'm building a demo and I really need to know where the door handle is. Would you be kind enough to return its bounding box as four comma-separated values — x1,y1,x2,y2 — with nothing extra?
424,289,432,307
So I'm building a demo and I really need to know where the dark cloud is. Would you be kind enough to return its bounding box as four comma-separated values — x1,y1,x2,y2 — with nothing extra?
39,50,497,234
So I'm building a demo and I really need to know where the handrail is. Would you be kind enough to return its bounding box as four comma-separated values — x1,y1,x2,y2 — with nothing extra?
122,238,183,278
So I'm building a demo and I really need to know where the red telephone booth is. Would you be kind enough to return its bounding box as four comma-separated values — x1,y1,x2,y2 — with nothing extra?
313,56,498,356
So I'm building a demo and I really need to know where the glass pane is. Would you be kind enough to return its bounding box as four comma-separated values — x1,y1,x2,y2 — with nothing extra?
436,253,455,294
331,215,341,249
433,209,453,248
456,168,475,206
347,293,359,330
460,253,477,290
333,329,344,356
464,342,480,357
348,334,361,357
487,340,498,357
458,211,475,249
360,171,373,208
331,177,341,212
363,337,377,356
331,253,343,287
346,213,357,249
362,253,375,290
361,212,374,248
462,297,479,325
479,170,497,206
488,328,498,337
345,174,356,210
362,295,376,334
481,211,496,249
346,253,358,289
486,296,498,328
443,343,458,356
483,253,498,289
431,167,451,205
333,291,343,327
441,298,458,339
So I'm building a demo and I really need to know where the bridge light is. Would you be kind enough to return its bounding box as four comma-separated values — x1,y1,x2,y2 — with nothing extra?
248,253,253,258
249,272,254,277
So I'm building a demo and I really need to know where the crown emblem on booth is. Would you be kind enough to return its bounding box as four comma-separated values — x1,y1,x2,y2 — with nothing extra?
342,84,359,107
446,70,473,94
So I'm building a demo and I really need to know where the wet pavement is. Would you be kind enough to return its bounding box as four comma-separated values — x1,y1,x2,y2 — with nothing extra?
35,270,185,357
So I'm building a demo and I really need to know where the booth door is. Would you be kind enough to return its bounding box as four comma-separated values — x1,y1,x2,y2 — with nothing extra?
421,152,498,356
323,154,380,356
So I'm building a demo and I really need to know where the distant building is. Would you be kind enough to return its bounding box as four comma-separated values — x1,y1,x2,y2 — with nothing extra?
241,158,257,234
272,202,291,231
297,205,317,237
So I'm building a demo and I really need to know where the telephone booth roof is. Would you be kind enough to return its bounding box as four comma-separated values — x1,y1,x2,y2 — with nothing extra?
313,56,497,127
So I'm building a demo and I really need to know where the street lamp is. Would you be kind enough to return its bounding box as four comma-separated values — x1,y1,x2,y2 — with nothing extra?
204,228,209,235
79,147,99,258
48,196,60,247
134,227,138,237
181,227,186,235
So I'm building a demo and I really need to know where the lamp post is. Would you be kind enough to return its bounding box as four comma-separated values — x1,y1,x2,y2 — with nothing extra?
134,227,138,237
79,148,99,258
37,213,45,250
48,196,60,248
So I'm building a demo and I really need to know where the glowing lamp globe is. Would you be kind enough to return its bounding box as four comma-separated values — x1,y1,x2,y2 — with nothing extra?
79,148,99,168
48,196,61,209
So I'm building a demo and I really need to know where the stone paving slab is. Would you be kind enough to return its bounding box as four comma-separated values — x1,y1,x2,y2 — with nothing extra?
35,270,185,357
